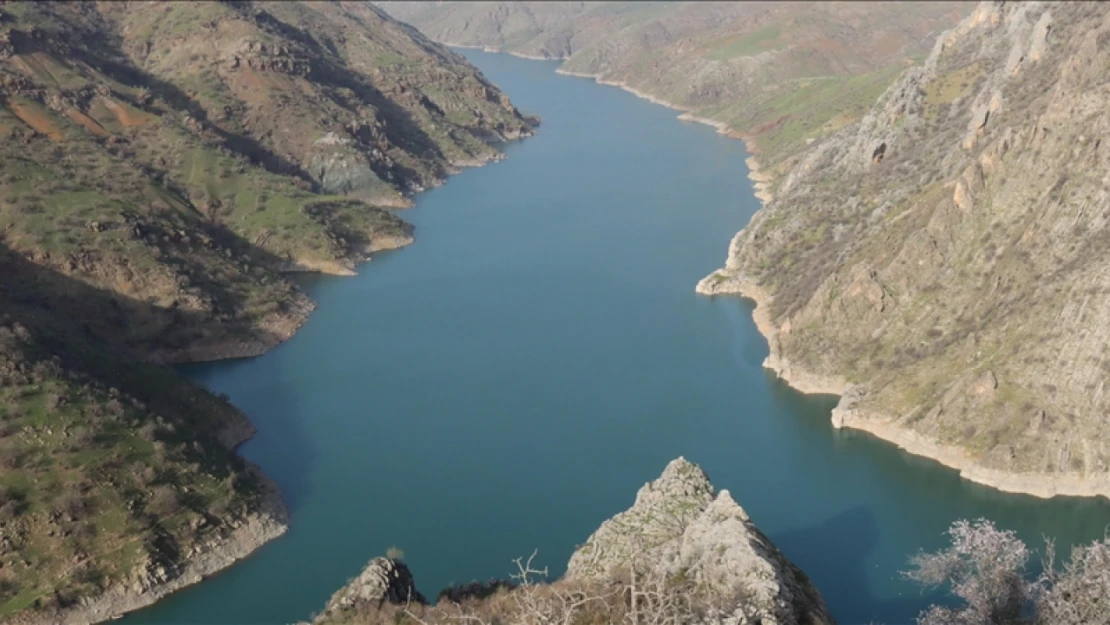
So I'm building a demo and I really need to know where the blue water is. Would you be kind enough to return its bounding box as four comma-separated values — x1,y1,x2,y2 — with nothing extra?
124,50,1110,625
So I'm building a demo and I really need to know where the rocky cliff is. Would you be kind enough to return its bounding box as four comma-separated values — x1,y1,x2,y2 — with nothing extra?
698,1,1110,498
376,1,969,167
0,1,533,621
309,458,832,625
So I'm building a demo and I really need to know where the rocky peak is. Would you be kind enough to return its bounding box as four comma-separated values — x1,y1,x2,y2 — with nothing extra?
567,458,834,625
318,557,426,618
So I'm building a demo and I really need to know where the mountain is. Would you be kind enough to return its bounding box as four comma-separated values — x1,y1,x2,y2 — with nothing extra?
698,1,1110,498
375,1,970,167
0,1,533,621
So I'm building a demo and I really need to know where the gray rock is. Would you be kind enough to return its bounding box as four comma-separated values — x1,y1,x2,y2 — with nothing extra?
567,458,835,625
320,557,426,617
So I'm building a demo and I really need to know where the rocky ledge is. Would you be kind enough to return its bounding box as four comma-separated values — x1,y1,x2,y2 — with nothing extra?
307,458,832,625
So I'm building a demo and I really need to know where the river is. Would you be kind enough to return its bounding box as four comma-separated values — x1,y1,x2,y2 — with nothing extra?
123,49,1110,625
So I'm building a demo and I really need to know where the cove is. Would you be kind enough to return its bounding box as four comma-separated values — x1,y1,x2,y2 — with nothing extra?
122,50,1110,625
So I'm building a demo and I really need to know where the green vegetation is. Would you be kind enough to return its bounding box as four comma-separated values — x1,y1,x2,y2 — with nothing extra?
0,1,532,619
0,308,262,616
701,62,909,165
379,1,966,168
704,25,782,61
922,61,983,123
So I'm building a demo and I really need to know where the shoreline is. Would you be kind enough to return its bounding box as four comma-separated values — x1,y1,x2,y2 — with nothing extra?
7,385,291,625
32,127,530,624
695,267,1110,500
440,41,567,62
441,39,1110,501
15,470,289,625
694,269,848,396
554,69,743,137
832,407,1110,499
444,43,774,213
546,67,778,218
490,40,1110,503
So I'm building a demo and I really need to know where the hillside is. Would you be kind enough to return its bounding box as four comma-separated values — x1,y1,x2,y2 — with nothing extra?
698,1,1110,498
0,261,285,622
0,1,533,621
376,1,969,167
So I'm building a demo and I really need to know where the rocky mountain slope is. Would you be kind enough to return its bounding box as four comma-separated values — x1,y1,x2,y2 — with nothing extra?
376,1,969,167
698,1,1110,498
0,1,533,621
307,458,833,625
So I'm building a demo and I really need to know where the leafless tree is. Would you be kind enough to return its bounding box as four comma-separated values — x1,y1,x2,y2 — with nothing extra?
1036,535,1110,625
906,519,1110,625
396,547,728,625
903,518,1034,625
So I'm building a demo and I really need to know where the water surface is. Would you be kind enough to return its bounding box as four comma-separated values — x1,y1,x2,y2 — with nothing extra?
126,50,1110,625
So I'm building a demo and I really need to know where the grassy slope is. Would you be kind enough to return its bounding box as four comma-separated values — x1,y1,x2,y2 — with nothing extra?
0,278,265,616
0,1,534,618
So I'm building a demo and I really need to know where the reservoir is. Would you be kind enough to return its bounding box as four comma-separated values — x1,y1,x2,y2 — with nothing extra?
125,50,1110,625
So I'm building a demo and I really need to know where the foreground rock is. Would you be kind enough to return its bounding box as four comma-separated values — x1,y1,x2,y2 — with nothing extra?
697,1,1110,499
316,558,425,621
308,458,832,625
567,458,834,625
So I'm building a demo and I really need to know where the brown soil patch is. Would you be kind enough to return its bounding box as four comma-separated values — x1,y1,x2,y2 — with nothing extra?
9,52,80,88
750,114,792,136
9,54,57,85
99,96,153,128
8,55,38,79
820,113,858,135
811,36,849,57
226,67,270,106
9,98,63,140
873,32,904,57
64,107,110,137
227,68,296,106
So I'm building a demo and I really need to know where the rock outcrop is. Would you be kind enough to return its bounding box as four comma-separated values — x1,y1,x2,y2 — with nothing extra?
309,458,832,625
567,458,834,625
316,558,426,620
698,1,1110,499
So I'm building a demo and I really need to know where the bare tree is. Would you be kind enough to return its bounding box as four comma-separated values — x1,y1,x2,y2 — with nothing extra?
1036,536,1110,625
903,518,1035,625
396,548,724,625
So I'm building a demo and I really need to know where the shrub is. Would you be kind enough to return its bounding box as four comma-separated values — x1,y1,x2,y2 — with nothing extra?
1037,537,1110,625
904,518,1032,625
906,519,1110,625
